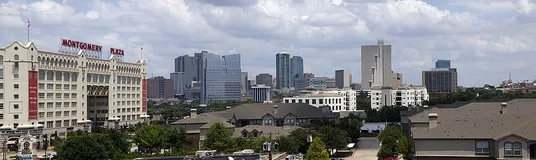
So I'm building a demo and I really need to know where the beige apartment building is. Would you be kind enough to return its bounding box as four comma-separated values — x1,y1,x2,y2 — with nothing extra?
402,99,536,160
0,41,149,136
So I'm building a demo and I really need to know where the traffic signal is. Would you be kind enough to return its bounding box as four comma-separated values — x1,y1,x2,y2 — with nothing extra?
273,142,279,150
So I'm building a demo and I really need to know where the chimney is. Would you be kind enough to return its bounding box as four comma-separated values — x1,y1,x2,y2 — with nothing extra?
190,109,197,118
501,102,507,114
273,105,278,114
428,113,438,129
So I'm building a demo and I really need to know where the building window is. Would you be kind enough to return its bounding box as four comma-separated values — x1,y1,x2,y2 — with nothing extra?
13,94,19,99
13,115,18,119
13,104,18,109
505,142,522,156
475,140,490,154
13,84,18,89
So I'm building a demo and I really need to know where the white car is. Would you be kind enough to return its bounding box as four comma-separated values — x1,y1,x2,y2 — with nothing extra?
37,152,57,159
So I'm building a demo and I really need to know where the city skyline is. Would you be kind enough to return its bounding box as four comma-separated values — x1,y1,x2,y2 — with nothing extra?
1,0,535,86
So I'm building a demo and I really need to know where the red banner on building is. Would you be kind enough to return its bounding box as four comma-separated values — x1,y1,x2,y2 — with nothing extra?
142,79,147,112
28,71,38,120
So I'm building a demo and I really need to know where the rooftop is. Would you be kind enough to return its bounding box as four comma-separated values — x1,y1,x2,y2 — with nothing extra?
409,99,536,140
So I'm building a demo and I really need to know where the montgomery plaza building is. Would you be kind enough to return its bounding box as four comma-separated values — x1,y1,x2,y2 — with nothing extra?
0,39,149,140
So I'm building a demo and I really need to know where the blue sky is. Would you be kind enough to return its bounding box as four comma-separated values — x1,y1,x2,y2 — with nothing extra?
0,0,535,86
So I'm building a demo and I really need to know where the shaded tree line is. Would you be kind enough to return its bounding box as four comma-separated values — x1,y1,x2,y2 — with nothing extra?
202,114,363,156
54,124,190,160
148,100,253,124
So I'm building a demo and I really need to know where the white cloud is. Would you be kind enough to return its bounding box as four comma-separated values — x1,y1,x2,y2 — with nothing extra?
1,0,536,86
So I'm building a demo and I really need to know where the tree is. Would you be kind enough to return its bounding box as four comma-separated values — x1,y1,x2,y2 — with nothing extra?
56,134,108,160
317,126,349,149
202,122,235,153
377,123,410,160
134,124,164,152
338,113,363,143
305,137,329,160
161,126,189,152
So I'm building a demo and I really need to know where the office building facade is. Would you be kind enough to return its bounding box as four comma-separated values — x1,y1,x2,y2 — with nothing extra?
422,68,458,93
435,60,451,69
276,53,291,89
251,84,271,103
0,41,149,135
290,56,304,87
197,51,242,104
173,55,199,98
361,40,392,89
335,70,352,89
241,72,248,95
147,76,174,98
255,73,273,88
170,72,184,98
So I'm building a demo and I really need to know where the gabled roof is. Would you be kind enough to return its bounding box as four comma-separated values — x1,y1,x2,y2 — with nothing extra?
222,103,338,120
171,103,338,125
170,113,228,124
232,125,300,137
410,99,536,140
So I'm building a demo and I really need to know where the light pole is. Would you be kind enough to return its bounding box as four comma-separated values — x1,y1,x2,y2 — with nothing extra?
262,132,279,160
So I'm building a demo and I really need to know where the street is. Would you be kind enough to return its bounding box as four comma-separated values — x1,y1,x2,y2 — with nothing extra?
349,137,380,160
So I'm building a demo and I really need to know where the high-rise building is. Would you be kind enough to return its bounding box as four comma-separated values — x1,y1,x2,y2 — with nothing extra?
173,55,200,98
325,77,336,88
0,41,148,134
196,51,241,104
255,73,273,87
361,40,392,89
290,56,304,87
147,76,174,98
422,68,458,93
241,72,248,95
251,84,271,103
435,60,451,69
170,72,184,98
391,71,403,87
335,70,352,88
276,52,291,89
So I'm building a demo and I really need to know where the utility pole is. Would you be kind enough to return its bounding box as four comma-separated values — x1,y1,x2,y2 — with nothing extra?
268,132,272,160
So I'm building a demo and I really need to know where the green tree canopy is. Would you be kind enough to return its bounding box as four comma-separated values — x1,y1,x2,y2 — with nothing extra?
317,126,349,149
338,113,363,142
56,134,108,160
202,122,235,153
134,124,164,151
161,125,189,151
305,137,329,160
377,123,410,160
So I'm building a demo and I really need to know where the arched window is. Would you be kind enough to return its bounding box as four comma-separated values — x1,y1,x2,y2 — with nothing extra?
504,142,512,155
14,54,19,60
513,142,522,156
504,142,521,156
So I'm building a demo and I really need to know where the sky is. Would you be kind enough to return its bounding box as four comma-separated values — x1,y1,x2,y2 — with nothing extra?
0,0,535,87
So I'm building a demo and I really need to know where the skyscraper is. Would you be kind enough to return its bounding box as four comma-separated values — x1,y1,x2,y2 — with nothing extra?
335,69,352,88
422,68,458,93
255,73,273,87
361,40,392,89
173,55,200,98
290,56,304,86
195,51,242,104
435,60,451,69
276,52,291,89
241,72,248,95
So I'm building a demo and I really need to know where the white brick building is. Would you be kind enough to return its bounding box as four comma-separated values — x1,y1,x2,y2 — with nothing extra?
282,89,358,112
370,86,429,110
0,41,149,136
